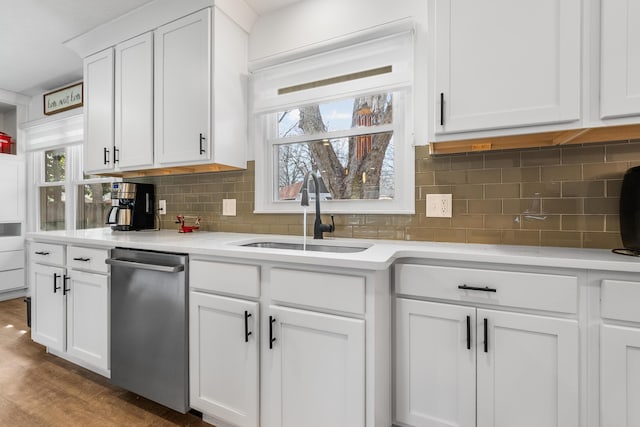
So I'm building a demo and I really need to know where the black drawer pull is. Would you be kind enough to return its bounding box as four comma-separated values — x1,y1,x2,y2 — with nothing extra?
244,311,252,343
73,257,91,262
103,147,110,165
269,316,276,349
440,92,445,126
35,251,50,256
458,285,497,293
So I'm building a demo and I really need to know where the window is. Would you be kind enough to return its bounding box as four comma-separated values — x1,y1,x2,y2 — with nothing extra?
33,145,115,231
253,31,415,214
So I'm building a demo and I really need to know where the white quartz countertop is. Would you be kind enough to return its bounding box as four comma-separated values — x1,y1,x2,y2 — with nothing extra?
26,228,640,273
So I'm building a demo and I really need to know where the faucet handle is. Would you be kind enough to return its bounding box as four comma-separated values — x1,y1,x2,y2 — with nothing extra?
329,215,335,233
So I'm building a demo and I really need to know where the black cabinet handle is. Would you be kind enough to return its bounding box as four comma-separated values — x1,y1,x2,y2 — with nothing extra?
199,133,206,155
466,315,471,350
458,285,497,293
113,146,119,164
244,311,252,343
103,147,110,164
35,251,50,256
63,275,70,296
269,316,276,349
440,92,444,126
73,257,91,262
484,318,488,353
53,273,61,293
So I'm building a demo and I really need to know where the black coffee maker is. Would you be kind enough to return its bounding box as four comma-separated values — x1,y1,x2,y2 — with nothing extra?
106,183,155,231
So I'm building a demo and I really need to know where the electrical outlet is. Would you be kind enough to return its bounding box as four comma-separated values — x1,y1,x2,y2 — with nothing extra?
426,194,452,218
222,199,236,216
158,200,166,215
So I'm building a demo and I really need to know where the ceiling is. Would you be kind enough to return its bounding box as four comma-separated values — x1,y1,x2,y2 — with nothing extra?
0,0,302,97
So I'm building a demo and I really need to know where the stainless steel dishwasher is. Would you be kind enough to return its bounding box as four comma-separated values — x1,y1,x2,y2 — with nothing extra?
106,248,189,413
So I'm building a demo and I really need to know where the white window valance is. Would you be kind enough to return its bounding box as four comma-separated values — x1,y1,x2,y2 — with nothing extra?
251,30,415,115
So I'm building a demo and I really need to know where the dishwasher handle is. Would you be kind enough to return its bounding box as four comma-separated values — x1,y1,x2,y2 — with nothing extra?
106,258,184,273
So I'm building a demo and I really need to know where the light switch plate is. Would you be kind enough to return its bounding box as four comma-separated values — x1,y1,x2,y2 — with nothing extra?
158,200,166,215
222,199,236,216
426,194,452,218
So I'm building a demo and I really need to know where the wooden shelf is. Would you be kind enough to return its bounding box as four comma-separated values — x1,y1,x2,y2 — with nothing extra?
429,123,640,155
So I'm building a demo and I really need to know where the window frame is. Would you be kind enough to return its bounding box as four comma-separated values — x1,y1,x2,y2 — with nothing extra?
253,31,416,215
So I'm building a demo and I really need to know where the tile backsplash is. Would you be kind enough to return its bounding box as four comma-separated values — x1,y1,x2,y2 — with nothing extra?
133,139,640,249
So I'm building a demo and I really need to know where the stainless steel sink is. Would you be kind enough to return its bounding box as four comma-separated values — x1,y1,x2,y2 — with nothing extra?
241,241,369,253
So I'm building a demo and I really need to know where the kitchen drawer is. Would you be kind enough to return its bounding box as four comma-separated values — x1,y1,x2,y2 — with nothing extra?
270,268,365,315
0,250,24,271
395,264,578,314
67,246,110,274
601,280,640,323
31,242,65,266
0,269,25,292
190,260,260,298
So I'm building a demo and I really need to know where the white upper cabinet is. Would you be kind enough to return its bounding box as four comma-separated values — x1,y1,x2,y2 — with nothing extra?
154,9,211,166
434,0,581,134
600,0,640,119
115,32,154,170
83,48,114,174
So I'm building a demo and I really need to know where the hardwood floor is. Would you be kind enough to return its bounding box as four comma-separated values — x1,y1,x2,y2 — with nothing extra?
0,298,211,427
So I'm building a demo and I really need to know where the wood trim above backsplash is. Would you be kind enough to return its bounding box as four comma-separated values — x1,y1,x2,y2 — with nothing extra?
429,123,640,155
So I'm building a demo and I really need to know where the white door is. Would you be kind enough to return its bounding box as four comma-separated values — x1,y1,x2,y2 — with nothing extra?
434,0,580,133
262,306,365,427
601,0,640,119
154,8,211,166
395,299,476,427
115,32,154,170
476,309,579,427
83,48,114,174
31,263,65,352
601,325,640,427
0,158,24,221
65,270,109,371
189,292,259,427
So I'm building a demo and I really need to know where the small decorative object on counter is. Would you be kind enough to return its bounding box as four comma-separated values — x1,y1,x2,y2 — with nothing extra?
176,215,201,233
0,132,14,154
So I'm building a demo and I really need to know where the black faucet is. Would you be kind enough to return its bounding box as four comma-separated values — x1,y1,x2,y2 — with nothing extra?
301,172,335,239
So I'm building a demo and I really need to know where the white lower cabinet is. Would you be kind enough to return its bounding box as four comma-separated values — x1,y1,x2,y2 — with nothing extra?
601,325,640,427
65,270,109,371
190,259,389,427
189,291,259,427
395,263,580,427
262,305,365,427
31,262,65,351
30,242,110,375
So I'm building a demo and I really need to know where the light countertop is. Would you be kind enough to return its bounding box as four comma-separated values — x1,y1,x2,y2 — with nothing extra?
26,228,640,273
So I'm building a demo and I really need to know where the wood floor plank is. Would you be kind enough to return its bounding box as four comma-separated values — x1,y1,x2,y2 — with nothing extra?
0,298,212,427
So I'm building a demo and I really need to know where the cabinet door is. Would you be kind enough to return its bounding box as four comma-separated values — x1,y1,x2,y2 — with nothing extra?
155,9,211,166
434,0,580,133
31,263,65,352
0,159,24,221
601,325,640,427
190,292,259,427
115,32,154,170
65,270,109,371
395,299,475,427
601,0,640,119
262,306,365,427
476,309,579,427
83,48,114,174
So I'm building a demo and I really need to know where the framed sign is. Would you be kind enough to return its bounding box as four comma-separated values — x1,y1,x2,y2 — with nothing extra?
43,82,83,115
